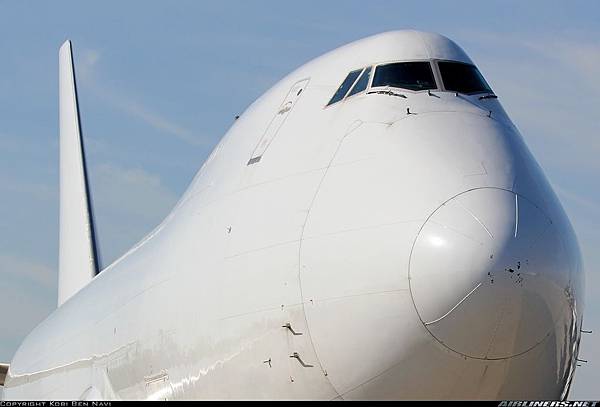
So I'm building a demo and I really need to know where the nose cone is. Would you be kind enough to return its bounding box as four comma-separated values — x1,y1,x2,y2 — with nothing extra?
409,188,572,359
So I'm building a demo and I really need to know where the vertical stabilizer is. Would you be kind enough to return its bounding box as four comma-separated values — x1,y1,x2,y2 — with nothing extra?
58,40,99,306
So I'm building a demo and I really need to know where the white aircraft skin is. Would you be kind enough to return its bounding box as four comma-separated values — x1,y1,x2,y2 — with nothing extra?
2,30,585,400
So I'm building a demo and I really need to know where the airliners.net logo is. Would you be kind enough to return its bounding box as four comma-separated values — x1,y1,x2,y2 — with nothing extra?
499,402,598,407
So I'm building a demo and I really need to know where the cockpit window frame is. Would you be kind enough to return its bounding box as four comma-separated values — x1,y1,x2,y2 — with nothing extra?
369,60,439,94
326,67,365,107
434,59,493,96
345,65,373,100
324,60,440,108
325,58,494,108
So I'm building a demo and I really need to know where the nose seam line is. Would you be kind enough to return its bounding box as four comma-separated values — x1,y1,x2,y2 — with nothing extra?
424,282,482,325
457,202,494,240
514,194,519,238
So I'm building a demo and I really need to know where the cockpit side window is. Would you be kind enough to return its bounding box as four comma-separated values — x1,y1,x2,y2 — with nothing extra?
372,62,436,91
347,66,372,97
327,68,363,105
438,61,492,95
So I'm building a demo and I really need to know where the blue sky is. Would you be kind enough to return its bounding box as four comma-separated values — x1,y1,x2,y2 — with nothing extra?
0,0,598,399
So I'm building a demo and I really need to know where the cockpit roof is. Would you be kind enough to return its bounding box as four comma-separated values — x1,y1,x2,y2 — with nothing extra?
284,30,476,98
305,30,473,78
357,30,473,64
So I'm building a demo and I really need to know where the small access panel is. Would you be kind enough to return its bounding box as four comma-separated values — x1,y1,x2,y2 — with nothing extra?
247,78,310,165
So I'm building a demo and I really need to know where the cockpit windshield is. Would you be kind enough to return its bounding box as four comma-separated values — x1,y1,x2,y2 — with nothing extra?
325,59,494,107
438,61,492,95
327,69,363,105
372,62,436,91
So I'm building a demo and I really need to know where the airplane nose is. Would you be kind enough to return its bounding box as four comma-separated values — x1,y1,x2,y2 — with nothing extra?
409,188,571,359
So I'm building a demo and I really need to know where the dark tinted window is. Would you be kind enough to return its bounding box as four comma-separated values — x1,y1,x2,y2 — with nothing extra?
372,62,436,91
438,61,492,94
347,66,372,97
327,69,362,105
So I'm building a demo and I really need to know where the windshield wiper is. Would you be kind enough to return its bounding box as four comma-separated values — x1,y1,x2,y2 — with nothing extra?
367,89,407,98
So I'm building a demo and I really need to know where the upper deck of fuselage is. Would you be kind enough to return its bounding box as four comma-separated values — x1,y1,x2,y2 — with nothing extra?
180,30,511,203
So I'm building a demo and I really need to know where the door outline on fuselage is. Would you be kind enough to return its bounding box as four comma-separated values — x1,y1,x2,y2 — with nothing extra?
247,78,310,165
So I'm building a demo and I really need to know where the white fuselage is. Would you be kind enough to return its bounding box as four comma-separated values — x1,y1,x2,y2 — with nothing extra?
3,31,584,400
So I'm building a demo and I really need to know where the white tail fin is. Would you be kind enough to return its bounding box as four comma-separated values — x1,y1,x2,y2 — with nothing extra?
58,40,99,306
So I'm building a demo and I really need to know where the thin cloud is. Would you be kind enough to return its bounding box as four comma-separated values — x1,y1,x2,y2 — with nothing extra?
94,162,178,219
92,163,178,265
76,48,209,146
460,30,600,94
0,254,56,362
0,253,55,290
0,174,57,203
554,184,600,218
521,40,600,93
116,100,204,146
459,31,600,173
